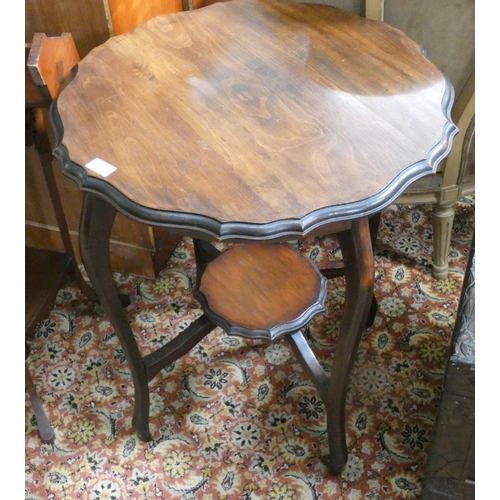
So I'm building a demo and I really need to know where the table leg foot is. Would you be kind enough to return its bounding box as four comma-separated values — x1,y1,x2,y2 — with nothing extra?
321,453,347,476
132,383,153,442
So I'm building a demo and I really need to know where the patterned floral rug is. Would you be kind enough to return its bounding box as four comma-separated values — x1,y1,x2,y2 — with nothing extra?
25,198,474,500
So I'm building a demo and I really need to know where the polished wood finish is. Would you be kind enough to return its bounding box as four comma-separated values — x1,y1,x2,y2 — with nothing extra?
196,243,327,340
49,0,457,475
53,0,455,240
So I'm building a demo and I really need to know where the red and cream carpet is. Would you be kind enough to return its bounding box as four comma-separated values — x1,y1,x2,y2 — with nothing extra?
25,198,474,499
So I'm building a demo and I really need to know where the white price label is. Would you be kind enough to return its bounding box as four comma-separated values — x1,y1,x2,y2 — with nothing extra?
85,158,117,177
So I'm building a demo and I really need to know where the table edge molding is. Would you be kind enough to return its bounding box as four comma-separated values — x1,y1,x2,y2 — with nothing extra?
50,82,457,241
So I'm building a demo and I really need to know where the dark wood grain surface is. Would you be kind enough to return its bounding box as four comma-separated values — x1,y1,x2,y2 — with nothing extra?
196,243,327,340
53,0,455,240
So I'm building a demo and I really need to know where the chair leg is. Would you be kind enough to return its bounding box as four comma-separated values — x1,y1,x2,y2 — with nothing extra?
432,203,455,279
25,360,55,443
365,294,378,328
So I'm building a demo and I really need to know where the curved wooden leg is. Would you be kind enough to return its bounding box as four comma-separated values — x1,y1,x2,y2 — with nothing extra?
365,212,380,328
32,112,98,304
432,203,455,279
326,217,375,475
79,193,152,441
319,213,379,328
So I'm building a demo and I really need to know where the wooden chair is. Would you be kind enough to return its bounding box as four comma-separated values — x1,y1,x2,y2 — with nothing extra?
395,70,475,279
25,32,92,442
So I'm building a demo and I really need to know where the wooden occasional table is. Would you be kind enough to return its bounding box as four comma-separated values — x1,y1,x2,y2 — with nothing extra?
50,0,456,474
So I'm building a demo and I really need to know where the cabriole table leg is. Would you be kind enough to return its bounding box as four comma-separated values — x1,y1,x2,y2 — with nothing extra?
327,216,375,475
79,193,153,441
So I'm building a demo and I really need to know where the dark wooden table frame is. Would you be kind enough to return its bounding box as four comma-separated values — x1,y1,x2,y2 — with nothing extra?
77,191,378,473
49,0,457,475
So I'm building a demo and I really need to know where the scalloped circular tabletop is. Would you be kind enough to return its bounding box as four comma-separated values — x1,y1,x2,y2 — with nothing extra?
54,0,455,236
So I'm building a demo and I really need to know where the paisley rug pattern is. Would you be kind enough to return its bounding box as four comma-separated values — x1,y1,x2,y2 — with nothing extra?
25,198,474,499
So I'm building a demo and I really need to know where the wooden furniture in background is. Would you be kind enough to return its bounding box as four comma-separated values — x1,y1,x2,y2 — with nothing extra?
25,10,183,279
50,0,456,474
25,0,191,48
396,70,475,279
25,0,111,59
107,0,183,36
25,33,86,443
25,0,474,281
25,0,184,278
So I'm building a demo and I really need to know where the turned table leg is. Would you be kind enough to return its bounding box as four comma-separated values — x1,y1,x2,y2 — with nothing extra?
327,217,375,474
79,193,153,441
